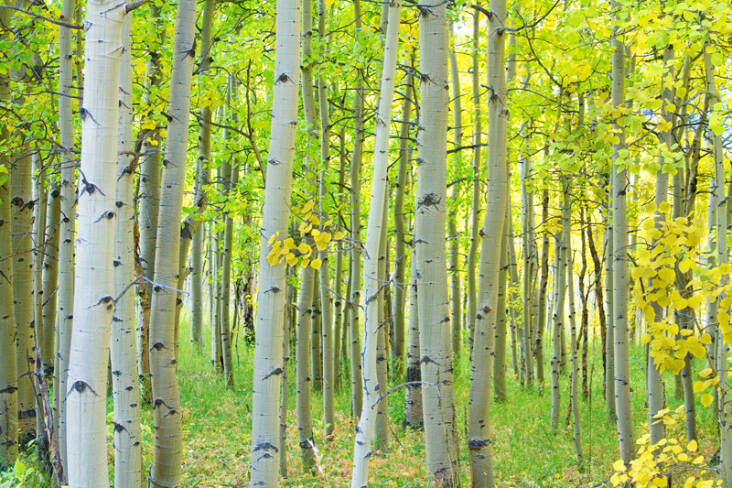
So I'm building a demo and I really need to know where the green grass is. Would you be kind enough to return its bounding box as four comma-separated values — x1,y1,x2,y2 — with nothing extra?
2,319,719,487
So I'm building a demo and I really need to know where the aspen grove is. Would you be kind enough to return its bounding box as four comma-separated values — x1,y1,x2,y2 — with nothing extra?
1,0,732,487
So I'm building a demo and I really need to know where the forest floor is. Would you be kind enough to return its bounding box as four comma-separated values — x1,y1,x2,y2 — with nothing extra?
6,322,719,487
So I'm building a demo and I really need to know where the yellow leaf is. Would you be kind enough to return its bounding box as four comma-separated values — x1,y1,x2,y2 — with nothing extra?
613,459,626,472
310,258,322,270
298,242,310,254
302,200,314,213
700,333,712,345
285,253,297,266
283,237,295,250
701,393,714,407
687,440,698,452
334,231,345,240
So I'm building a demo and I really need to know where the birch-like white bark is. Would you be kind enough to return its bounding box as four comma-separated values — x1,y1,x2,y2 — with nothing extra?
65,2,125,485
249,0,300,485
350,1,401,485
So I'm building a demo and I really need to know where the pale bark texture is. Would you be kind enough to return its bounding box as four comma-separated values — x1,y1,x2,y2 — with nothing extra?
705,50,732,487
0,179,18,466
11,152,34,439
404,243,423,429
348,0,364,422
468,0,507,484
448,25,462,357
136,4,164,405
350,2,401,484
416,2,459,485
550,180,569,432
42,188,60,378
611,14,633,464
65,2,126,485
191,0,217,349
111,14,142,488
249,0,300,484
55,0,76,470
465,11,481,353
147,0,197,484
295,266,316,471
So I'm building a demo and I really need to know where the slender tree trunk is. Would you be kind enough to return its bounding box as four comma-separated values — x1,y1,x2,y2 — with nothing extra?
55,0,76,471
249,0,300,484
221,153,236,388
374,205,390,452
191,0,217,349
493,213,509,403
391,61,413,367
705,49,732,486
0,177,18,467
136,4,164,406
42,188,60,379
611,14,633,463
404,242,423,428
550,179,569,431
65,3,126,485
350,2,401,484
31,153,47,447
468,1,507,484
348,0,364,422
567,244,582,468
448,24,462,358
112,15,142,486
466,11,481,355
535,190,549,386
603,201,615,419
295,266,316,471
147,0,197,483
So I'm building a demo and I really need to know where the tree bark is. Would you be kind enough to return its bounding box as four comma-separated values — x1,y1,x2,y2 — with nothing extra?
65,3,126,485
147,0,197,483
249,0,300,484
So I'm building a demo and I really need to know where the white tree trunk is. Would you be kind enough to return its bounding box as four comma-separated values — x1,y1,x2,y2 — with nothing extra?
65,2,126,485
415,2,459,485
249,0,300,485
111,14,142,488
147,0,197,484
468,0,507,484
350,1,401,485
55,0,77,471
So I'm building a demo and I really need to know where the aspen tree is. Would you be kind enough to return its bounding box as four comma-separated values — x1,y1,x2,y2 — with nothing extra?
466,10,481,353
111,14,142,487
147,0,197,483
404,242,423,428
469,0,508,482
611,5,633,463
550,179,569,431
55,0,76,469
137,4,164,405
42,188,60,378
295,265,316,470
0,177,18,466
567,247,582,468
705,48,732,487
65,1,126,484
535,190,550,386
374,206,390,452
316,0,335,435
11,153,34,441
249,0,300,484
350,1,401,484
348,0,364,422
448,23,462,357
191,0,217,349
391,60,414,366
416,1,459,484
493,209,509,403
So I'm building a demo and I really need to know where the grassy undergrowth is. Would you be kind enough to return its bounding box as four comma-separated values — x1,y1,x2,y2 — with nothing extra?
3,319,718,487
